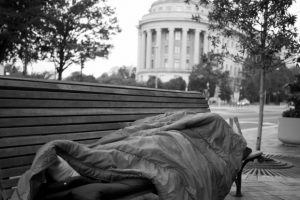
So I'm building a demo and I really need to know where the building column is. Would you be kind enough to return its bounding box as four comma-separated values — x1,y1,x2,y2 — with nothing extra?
181,28,188,69
137,29,142,70
146,29,152,69
141,30,146,69
156,28,162,69
193,29,200,65
168,27,174,68
203,31,209,55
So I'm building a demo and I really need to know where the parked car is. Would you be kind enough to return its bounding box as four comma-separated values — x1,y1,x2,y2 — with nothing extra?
237,99,250,106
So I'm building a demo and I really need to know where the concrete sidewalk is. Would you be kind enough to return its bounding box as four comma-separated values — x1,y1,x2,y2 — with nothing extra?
210,104,287,114
225,124,300,200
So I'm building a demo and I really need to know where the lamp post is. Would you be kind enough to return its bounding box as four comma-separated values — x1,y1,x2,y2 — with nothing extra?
206,82,210,100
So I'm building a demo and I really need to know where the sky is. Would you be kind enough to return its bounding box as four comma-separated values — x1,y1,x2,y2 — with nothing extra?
29,0,300,79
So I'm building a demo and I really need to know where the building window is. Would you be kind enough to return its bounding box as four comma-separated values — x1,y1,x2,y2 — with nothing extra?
187,33,191,41
164,32,169,41
175,31,181,40
152,47,155,55
186,46,190,54
164,59,168,68
151,60,154,69
175,46,180,54
152,34,156,44
174,59,180,68
186,59,190,64
164,45,168,54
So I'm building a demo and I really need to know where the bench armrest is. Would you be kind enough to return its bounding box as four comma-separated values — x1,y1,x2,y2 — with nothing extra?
244,151,263,162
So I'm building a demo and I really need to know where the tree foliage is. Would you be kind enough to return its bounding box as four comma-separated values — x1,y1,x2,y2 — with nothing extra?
4,63,53,79
188,54,229,98
283,74,300,117
29,71,54,80
3,64,23,77
163,77,187,91
98,66,143,86
219,71,232,101
41,0,120,80
64,71,98,83
241,63,294,103
0,0,49,74
146,76,163,89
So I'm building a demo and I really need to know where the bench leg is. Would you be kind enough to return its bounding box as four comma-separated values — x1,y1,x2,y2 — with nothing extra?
235,171,242,197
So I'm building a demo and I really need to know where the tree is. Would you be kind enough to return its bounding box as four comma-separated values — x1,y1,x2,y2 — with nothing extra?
4,63,54,79
97,66,143,86
3,63,23,77
188,54,226,97
241,64,295,104
163,77,187,91
146,76,163,89
189,0,299,150
65,71,98,83
42,0,120,80
219,71,232,102
0,0,49,74
29,71,54,80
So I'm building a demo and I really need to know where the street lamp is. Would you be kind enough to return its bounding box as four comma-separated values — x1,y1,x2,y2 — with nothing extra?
205,82,210,100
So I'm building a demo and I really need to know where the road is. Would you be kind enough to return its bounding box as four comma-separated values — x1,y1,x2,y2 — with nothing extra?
210,105,286,131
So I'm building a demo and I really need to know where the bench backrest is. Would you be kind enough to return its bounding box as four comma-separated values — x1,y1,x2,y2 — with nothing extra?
0,76,209,199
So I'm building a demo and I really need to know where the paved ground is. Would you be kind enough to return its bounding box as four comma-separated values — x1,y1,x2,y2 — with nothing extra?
213,105,300,200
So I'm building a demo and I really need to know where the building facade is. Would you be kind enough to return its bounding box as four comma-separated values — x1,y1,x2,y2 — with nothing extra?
136,0,243,96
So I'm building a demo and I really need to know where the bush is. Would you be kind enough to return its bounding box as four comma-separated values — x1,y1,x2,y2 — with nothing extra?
282,74,300,118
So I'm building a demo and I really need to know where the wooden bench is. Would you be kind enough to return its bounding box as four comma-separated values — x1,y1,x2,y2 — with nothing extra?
0,76,261,200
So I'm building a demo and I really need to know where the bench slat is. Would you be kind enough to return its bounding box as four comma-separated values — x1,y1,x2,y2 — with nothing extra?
1,166,30,179
0,108,208,117
0,145,42,159
0,77,202,98
0,139,98,159
0,131,112,148
0,99,206,108
0,156,35,169
0,114,152,128
0,89,203,103
0,123,126,137
1,179,18,190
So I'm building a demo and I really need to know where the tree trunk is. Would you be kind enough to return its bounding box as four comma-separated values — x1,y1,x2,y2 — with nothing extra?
256,68,265,151
22,60,28,76
57,65,63,80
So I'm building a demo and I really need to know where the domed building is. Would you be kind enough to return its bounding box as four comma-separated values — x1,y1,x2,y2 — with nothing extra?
136,0,243,96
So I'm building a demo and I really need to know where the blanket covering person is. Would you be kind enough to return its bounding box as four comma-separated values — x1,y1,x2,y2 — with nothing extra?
11,111,247,200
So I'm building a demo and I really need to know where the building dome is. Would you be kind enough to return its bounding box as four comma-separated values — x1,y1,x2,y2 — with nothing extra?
136,0,242,93
151,0,187,7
